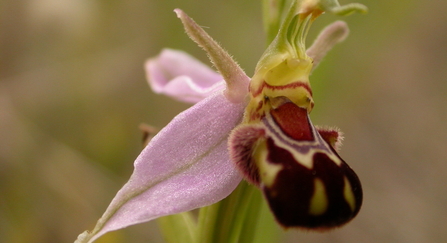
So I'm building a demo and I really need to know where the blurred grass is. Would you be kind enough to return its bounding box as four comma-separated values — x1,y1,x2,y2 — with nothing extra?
1,0,447,242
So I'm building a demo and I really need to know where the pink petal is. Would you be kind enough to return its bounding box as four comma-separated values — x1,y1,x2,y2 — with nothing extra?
145,49,225,103
80,91,245,243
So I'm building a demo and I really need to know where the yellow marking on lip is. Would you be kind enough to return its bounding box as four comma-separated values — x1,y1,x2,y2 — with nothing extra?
344,176,356,212
309,178,328,216
253,139,283,188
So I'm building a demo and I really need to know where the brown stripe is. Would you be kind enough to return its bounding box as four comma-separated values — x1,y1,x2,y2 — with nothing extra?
251,81,313,97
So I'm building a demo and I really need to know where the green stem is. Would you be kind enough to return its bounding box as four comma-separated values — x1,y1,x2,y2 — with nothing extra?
157,212,197,243
262,0,294,45
196,181,265,243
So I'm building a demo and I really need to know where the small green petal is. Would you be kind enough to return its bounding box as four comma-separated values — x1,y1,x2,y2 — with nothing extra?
174,9,249,104
262,0,367,45
319,0,368,15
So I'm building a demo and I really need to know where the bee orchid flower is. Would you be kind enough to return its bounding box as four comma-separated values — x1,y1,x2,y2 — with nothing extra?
76,1,367,242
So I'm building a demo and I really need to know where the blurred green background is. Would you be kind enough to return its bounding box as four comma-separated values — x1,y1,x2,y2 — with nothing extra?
2,0,447,242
